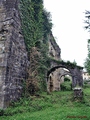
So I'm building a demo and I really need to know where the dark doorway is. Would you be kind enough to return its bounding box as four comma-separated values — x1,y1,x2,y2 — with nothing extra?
49,76,53,92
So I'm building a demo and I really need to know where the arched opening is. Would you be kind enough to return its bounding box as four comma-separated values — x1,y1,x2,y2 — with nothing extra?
60,74,72,91
47,64,83,93
47,66,73,92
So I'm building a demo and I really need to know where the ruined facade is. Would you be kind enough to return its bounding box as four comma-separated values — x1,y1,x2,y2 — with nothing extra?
0,0,28,109
47,60,83,93
0,0,62,109
47,33,65,92
48,33,61,60
47,33,83,92
0,0,83,109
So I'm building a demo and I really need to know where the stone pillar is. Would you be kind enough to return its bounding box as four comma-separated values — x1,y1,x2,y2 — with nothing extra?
73,87,83,99
71,67,83,88
0,0,7,109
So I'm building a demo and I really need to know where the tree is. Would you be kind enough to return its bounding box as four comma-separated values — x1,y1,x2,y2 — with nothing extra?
84,39,90,74
84,11,90,74
73,59,77,66
84,10,90,31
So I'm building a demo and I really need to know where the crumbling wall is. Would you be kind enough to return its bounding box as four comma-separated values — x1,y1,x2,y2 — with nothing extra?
0,0,28,109
47,33,63,92
48,33,61,60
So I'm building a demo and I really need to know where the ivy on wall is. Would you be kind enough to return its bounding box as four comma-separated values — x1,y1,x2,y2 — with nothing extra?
20,0,52,93
49,57,83,69
20,0,43,51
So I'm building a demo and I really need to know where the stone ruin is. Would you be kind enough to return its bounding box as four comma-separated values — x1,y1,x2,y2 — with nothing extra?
0,0,28,109
47,33,83,93
47,60,83,93
0,0,84,109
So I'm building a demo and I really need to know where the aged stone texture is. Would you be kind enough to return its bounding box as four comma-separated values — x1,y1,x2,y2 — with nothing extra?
48,33,61,60
47,60,83,93
47,34,83,92
74,87,83,99
0,0,28,109
47,33,65,92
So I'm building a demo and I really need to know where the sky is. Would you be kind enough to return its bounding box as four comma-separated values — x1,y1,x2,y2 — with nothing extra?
43,0,90,67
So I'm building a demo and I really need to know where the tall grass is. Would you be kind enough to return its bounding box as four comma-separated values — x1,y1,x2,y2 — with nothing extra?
0,88,90,120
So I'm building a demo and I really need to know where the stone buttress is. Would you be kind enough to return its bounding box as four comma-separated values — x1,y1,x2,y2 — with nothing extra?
0,0,28,108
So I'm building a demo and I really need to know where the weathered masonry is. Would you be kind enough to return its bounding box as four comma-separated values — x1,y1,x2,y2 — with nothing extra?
0,0,28,109
0,0,84,109
47,60,83,93
47,33,83,93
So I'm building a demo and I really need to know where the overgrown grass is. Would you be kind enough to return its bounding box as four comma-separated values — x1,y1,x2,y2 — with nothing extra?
1,88,90,120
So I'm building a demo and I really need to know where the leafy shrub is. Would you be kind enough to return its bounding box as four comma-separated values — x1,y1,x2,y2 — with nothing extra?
61,81,72,91
83,83,90,88
0,109,4,116
64,77,71,82
83,80,90,88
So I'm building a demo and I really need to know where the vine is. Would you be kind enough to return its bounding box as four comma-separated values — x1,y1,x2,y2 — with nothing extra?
19,0,52,93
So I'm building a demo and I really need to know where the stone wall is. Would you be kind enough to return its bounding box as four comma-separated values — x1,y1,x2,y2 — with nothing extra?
47,68,64,92
47,33,65,92
48,33,61,60
0,0,28,109
0,0,66,108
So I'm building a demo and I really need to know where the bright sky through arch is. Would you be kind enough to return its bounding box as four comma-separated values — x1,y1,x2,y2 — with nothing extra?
43,0,90,67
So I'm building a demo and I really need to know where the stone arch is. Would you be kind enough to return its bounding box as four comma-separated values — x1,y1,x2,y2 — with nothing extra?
47,65,72,77
47,66,72,93
47,65,83,93
59,72,72,82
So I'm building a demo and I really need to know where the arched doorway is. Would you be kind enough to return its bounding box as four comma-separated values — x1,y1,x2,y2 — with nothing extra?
60,74,72,91
47,65,83,93
47,67,72,93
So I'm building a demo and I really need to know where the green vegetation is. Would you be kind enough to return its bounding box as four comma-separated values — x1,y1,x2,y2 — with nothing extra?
1,88,90,120
49,58,83,69
84,39,90,74
61,77,72,91
20,0,52,51
20,0,52,92
84,11,90,31
84,11,90,74
83,79,90,88
61,81,72,91
64,76,71,82
19,0,83,94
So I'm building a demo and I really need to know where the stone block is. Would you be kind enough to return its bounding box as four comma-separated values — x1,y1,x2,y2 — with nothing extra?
73,87,83,98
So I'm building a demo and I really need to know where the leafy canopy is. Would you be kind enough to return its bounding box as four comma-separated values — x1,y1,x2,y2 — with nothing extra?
84,11,90,74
